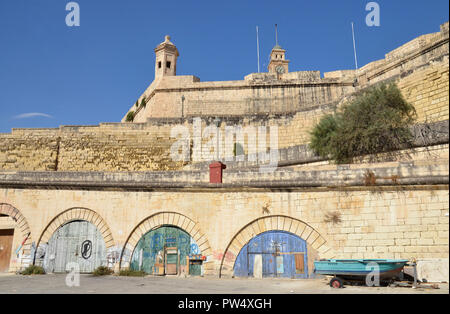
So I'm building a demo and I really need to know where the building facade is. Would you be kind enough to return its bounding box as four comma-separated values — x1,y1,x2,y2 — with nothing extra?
0,22,448,281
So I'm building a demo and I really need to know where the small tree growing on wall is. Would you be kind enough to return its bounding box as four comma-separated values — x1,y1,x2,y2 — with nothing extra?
309,82,416,164
126,111,135,122
140,97,147,108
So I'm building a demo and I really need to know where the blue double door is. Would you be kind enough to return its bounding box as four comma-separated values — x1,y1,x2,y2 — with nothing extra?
234,231,308,279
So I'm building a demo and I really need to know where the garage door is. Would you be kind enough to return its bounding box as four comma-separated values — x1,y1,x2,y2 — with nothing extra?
233,230,308,279
130,225,200,275
44,220,106,273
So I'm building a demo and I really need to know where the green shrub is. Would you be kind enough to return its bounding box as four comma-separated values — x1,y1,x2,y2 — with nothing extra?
20,265,45,275
118,269,147,277
309,82,416,164
309,114,338,158
92,266,113,276
140,97,147,108
126,111,135,122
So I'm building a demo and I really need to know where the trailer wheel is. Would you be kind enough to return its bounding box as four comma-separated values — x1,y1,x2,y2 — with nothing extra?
330,277,344,289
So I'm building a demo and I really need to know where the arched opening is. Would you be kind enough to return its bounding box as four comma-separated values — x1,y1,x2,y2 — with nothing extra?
119,212,212,276
41,220,107,273
234,230,308,279
0,203,32,272
129,225,204,276
219,215,335,278
34,207,115,273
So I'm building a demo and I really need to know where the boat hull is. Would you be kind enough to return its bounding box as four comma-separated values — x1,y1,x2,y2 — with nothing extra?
314,259,409,280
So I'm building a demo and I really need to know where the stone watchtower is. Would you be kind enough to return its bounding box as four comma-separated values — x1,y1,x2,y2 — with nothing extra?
154,35,179,79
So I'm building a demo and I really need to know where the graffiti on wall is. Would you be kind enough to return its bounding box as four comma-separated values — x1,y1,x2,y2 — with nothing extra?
130,226,202,274
81,240,92,259
213,251,236,263
106,245,122,268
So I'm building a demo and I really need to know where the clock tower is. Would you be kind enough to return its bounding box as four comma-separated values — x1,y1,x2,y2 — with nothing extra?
268,45,289,76
268,25,289,77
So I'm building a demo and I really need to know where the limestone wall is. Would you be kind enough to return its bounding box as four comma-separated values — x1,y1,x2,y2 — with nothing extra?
0,131,58,171
357,22,449,87
398,61,449,123
0,184,448,279
0,125,186,171
1,116,448,172
0,157,447,279
126,75,354,122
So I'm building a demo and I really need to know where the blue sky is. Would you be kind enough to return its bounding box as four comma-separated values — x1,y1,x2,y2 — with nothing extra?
0,0,448,132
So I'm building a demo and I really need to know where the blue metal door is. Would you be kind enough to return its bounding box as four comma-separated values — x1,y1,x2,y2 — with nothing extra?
234,231,308,279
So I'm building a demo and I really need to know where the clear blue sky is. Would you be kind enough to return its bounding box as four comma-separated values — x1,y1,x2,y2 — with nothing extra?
0,0,448,132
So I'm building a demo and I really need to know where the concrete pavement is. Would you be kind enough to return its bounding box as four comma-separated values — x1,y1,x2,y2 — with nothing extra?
0,273,447,294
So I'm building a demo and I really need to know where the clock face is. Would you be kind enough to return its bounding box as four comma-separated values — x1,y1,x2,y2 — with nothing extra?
276,65,285,74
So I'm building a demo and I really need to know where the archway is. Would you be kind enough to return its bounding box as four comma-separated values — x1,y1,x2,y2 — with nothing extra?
120,212,212,276
234,230,309,279
219,215,336,278
129,225,203,275
43,220,108,273
0,203,32,271
34,207,115,272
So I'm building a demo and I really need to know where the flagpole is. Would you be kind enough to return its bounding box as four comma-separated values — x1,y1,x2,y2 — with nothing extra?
275,24,278,46
351,22,359,70
256,26,261,73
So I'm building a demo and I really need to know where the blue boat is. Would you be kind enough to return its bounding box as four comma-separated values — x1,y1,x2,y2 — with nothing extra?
314,259,409,288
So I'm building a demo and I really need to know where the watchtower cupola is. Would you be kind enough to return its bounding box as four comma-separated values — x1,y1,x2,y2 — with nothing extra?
154,35,179,79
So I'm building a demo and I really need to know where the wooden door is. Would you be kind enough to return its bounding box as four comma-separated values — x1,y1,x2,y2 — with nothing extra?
165,248,178,275
0,229,14,273
294,253,305,274
44,221,106,273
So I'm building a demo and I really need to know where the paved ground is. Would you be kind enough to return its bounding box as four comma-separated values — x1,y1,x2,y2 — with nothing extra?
0,273,447,294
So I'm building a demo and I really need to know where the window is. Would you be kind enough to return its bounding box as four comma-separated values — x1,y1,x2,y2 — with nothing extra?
158,61,162,68
166,61,171,69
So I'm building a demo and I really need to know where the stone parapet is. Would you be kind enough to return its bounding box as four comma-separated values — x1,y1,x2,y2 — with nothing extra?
0,158,447,190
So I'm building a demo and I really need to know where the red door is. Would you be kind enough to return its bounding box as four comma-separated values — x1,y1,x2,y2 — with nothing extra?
0,229,14,272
